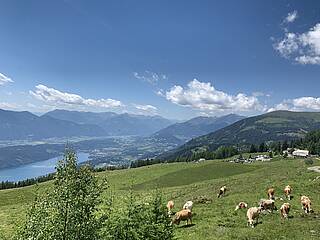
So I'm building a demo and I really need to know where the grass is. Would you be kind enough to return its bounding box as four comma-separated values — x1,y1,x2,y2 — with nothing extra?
1,157,320,239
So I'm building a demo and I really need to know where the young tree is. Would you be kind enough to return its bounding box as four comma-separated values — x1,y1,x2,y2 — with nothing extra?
102,191,173,240
258,142,266,153
282,140,289,152
269,151,273,158
16,149,106,240
249,144,257,153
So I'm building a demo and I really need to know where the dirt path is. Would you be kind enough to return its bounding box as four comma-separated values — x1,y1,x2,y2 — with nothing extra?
308,166,320,173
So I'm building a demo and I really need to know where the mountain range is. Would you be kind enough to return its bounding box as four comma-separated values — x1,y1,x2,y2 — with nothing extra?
44,109,174,136
151,114,244,144
159,111,320,160
0,108,243,141
0,109,106,140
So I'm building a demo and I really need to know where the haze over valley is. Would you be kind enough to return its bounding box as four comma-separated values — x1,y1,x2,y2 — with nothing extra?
0,108,245,171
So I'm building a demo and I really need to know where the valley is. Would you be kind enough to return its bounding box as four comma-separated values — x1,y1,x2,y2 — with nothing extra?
0,135,178,172
0,109,243,178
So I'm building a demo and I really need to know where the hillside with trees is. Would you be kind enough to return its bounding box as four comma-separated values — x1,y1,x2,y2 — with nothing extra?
158,111,320,161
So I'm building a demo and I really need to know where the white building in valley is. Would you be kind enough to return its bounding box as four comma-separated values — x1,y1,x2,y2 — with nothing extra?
292,149,309,158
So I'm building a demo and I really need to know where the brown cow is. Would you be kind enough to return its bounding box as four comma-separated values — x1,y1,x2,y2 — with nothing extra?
280,203,290,219
259,199,277,212
247,207,262,228
284,185,292,200
267,188,275,200
171,209,192,225
301,196,312,214
167,200,174,215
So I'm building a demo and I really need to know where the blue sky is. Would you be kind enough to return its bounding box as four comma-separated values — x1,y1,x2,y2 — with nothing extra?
1,0,320,120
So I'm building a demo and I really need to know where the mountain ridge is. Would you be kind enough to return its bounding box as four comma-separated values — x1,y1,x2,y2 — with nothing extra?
0,109,107,140
44,109,174,136
158,110,320,160
151,114,245,144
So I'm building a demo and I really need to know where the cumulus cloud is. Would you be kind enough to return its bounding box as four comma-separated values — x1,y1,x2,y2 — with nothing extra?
274,22,320,64
284,10,298,23
30,84,123,109
165,79,263,112
0,72,14,86
133,71,167,85
268,96,320,112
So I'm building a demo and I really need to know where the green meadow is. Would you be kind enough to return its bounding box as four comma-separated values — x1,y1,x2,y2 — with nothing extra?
1,157,320,239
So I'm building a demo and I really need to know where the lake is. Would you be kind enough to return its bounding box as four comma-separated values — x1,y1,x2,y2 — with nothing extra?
0,152,90,182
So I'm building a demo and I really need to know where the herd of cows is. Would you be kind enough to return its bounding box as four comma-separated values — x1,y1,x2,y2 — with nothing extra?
167,185,314,228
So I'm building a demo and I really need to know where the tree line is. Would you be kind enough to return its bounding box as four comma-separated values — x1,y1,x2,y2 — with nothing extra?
248,130,320,156
0,164,128,191
0,173,55,190
130,145,239,168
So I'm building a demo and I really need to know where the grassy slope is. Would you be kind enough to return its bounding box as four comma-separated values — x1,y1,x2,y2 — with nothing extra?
1,157,320,239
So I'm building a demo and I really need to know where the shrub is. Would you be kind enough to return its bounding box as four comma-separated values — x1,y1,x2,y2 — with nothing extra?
101,192,174,240
304,158,314,166
15,149,106,240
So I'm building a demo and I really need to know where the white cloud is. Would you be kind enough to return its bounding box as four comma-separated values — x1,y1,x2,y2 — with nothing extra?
134,104,158,114
0,102,18,109
274,23,320,64
165,79,263,112
292,97,320,110
268,96,320,112
252,91,271,97
134,104,157,111
156,89,165,97
30,84,123,109
0,72,14,86
285,11,298,23
133,71,167,85
267,102,291,112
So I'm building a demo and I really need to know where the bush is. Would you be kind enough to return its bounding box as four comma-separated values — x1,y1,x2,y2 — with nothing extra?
15,149,106,240
304,158,314,166
101,192,174,240
14,149,174,240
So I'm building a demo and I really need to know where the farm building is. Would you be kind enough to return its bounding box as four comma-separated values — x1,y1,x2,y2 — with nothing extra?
292,149,309,158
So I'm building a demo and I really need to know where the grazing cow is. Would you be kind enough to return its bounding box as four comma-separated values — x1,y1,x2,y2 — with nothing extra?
217,186,227,198
259,199,277,212
247,207,262,228
167,200,174,215
171,209,192,225
284,185,292,200
183,200,193,211
235,202,248,211
301,196,312,214
280,203,290,219
267,188,275,200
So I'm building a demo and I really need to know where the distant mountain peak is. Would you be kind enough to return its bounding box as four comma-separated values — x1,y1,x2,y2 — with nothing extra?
152,114,245,145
